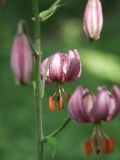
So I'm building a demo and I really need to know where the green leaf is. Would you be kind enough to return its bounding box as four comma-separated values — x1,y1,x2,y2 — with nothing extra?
39,4,66,21
48,118,67,136
46,137,59,157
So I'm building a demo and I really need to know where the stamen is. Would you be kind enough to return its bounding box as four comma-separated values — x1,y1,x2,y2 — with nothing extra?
48,96,55,110
84,141,90,156
102,138,108,154
57,96,63,110
61,83,67,96
88,138,94,153
108,137,114,153
67,94,71,103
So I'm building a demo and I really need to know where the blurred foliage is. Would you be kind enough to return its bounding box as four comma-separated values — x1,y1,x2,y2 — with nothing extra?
0,0,120,160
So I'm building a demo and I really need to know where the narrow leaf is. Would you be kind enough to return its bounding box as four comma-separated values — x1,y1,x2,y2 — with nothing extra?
39,4,66,21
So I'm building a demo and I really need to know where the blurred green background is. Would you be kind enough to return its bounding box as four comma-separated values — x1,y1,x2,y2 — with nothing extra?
0,0,120,160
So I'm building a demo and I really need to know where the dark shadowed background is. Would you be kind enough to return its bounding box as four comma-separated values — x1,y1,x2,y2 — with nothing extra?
0,0,120,160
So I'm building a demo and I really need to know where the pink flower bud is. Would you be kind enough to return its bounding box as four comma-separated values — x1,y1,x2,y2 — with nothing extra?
83,0,103,41
11,34,32,85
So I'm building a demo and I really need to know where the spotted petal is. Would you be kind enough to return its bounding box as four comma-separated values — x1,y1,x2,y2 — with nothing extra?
65,50,82,82
49,52,63,82
40,57,53,82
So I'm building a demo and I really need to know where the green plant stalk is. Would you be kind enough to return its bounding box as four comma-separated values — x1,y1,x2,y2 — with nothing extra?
32,0,43,160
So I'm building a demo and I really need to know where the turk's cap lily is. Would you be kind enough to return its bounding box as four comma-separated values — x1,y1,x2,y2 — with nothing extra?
83,0,103,41
68,85,120,123
11,34,32,85
40,49,82,83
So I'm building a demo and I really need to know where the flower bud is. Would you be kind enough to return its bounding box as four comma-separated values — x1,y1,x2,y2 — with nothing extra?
11,34,32,85
83,0,103,41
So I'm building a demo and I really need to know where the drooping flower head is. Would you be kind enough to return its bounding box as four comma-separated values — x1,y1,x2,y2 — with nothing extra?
41,49,82,110
68,85,120,156
83,0,103,41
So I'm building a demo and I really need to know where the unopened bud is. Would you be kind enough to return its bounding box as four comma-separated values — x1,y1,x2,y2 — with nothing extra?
83,0,103,41
11,34,32,85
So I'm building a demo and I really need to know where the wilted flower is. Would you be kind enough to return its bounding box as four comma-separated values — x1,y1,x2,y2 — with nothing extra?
41,49,82,110
83,0,103,41
11,34,32,85
68,85,120,156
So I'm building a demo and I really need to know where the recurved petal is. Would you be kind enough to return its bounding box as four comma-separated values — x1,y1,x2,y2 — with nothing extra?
106,93,118,121
91,89,110,122
49,52,63,82
65,49,81,82
68,86,91,123
112,85,120,111
40,57,53,82
82,89,94,121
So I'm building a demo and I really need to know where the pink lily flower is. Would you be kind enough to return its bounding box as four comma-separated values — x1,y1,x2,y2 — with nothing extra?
68,85,120,156
41,49,82,110
41,49,81,83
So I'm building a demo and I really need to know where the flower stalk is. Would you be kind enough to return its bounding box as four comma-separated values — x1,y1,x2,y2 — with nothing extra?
32,0,43,160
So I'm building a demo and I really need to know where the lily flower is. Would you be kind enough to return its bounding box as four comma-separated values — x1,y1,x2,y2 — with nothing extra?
41,49,82,110
83,0,103,41
68,85,120,156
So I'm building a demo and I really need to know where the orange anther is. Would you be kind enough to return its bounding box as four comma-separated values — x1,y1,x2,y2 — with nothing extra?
48,96,55,110
102,138,109,154
57,96,63,110
108,137,114,153
67,94,71,103
102,138,107,154
88,138,94,153
84,141,90,156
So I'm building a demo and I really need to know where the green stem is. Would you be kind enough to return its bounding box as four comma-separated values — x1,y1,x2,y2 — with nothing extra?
43,117,71,142
18,20,39,56
32,0,43,160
